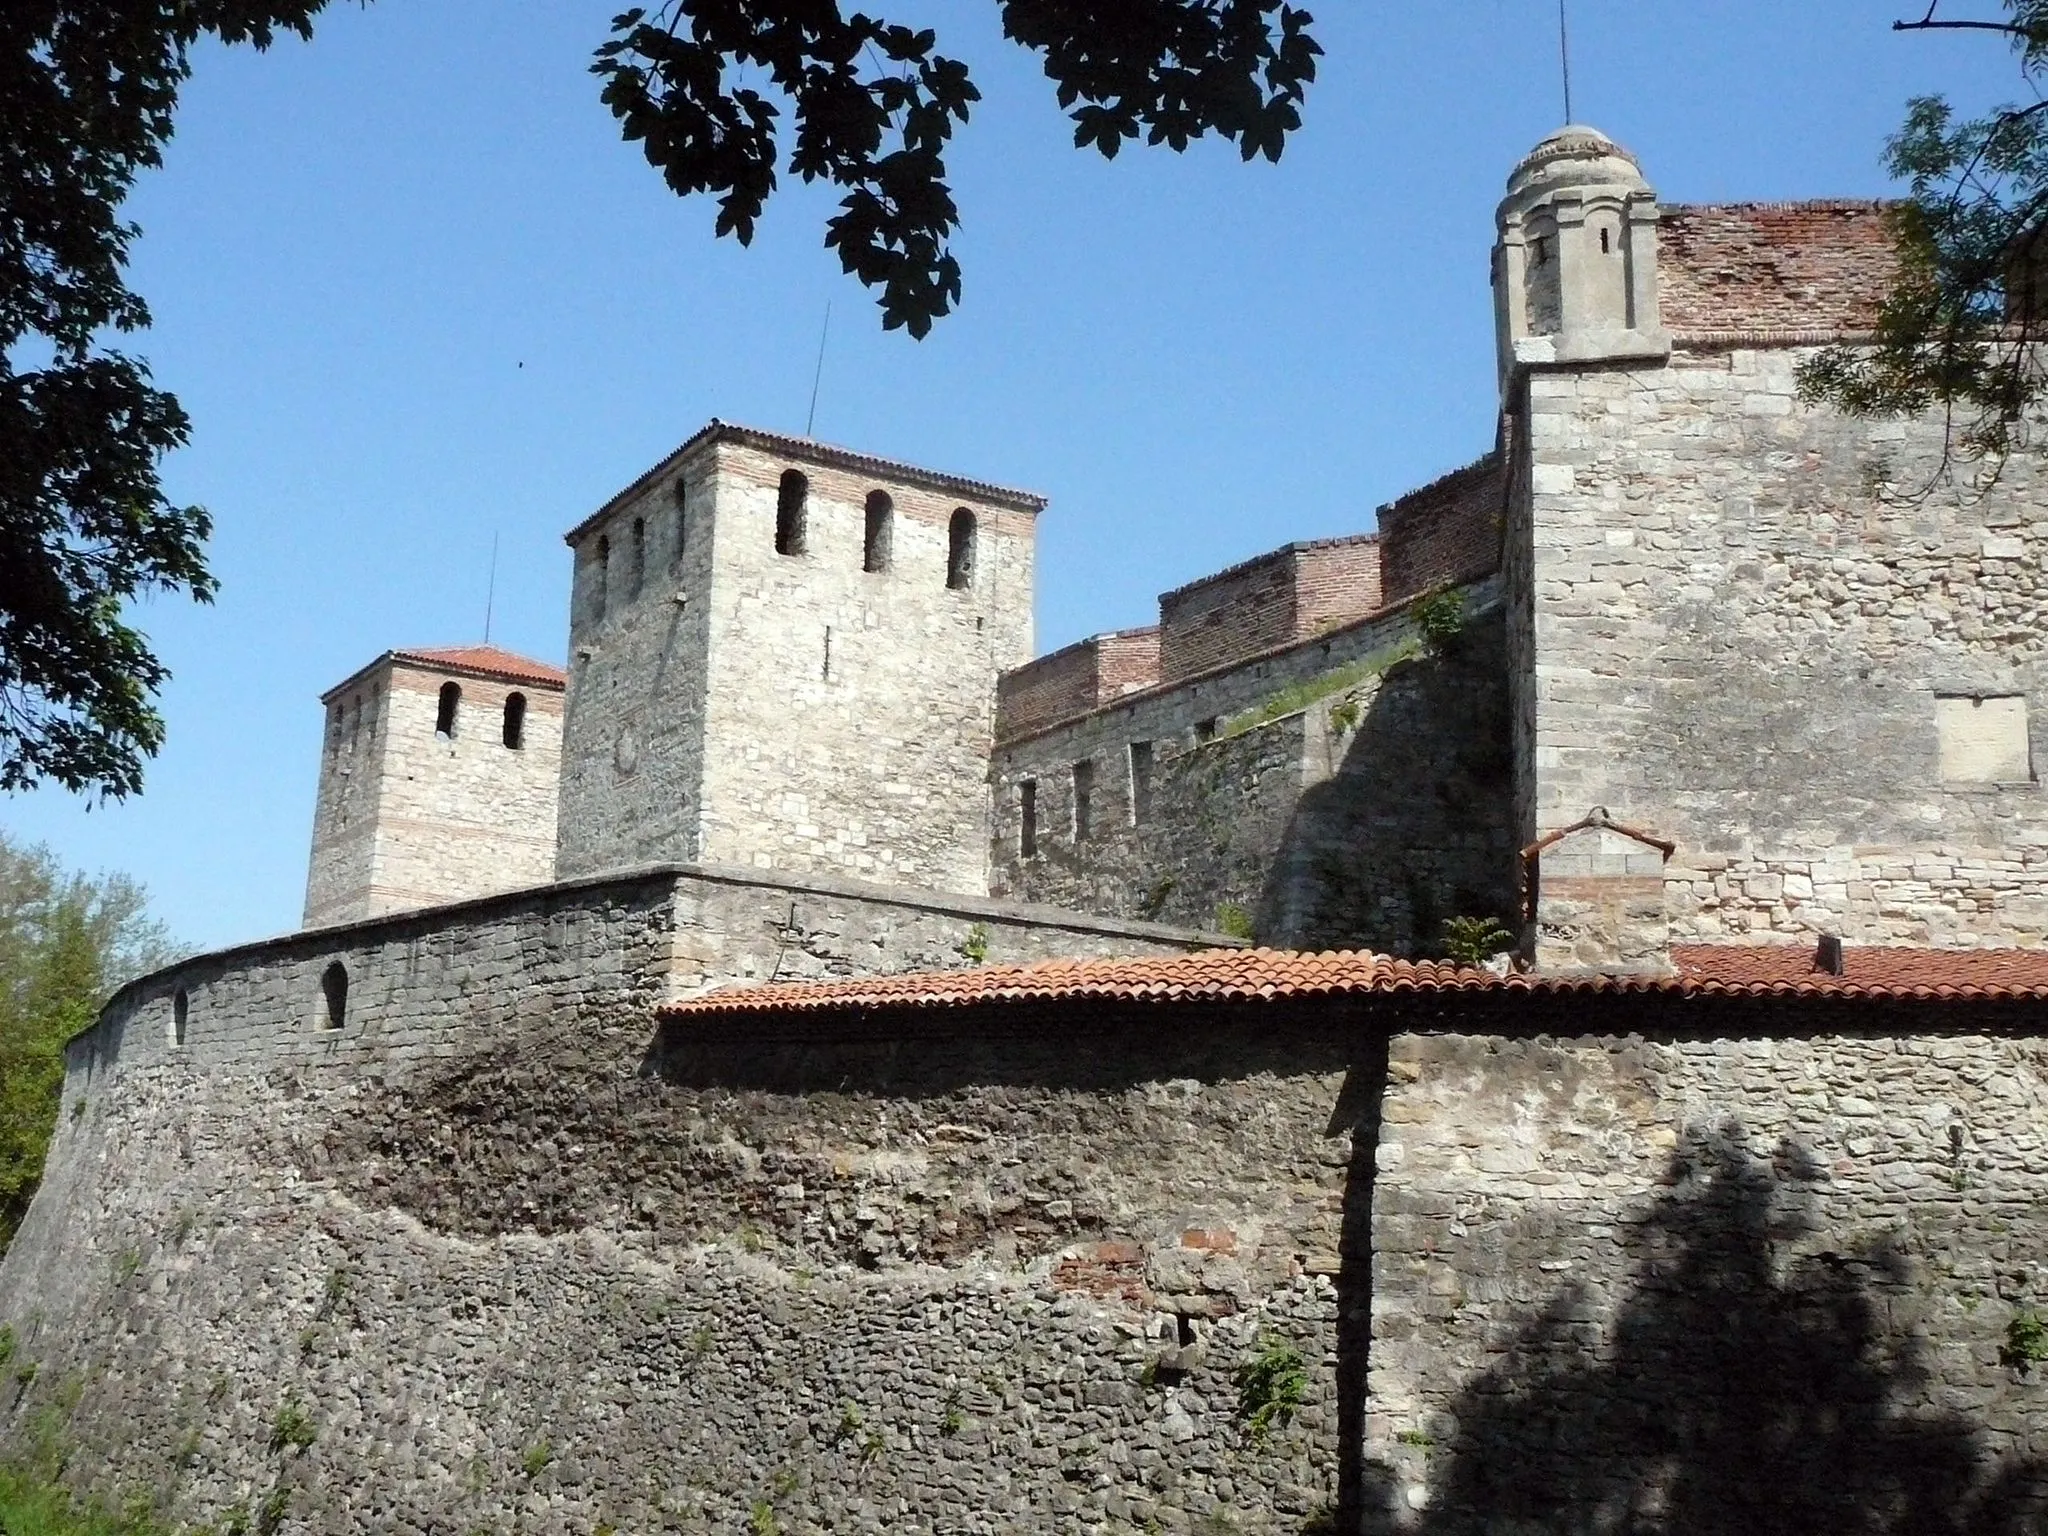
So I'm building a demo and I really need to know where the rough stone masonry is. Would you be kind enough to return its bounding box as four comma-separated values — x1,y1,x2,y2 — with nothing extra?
5,119,2048,1536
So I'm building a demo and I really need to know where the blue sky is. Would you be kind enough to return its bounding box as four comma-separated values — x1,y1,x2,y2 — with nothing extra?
1,1,2026,950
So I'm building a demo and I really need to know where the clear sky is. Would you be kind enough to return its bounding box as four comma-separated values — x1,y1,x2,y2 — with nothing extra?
0,1,2027,950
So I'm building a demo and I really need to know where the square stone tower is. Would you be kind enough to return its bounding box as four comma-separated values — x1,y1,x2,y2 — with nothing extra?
553,421,1041,895
1498,127,2048,967
303,646,565,927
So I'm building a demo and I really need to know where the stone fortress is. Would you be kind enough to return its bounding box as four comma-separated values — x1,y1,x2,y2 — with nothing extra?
7,126,2048,1535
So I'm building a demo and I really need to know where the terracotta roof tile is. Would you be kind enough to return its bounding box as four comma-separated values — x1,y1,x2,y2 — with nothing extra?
390,646,567,689
658,943,2048,1017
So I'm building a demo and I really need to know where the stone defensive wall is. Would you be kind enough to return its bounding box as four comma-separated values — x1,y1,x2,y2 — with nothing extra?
6,950,2048,1534
75,861,1224,1083
990,575,1514,953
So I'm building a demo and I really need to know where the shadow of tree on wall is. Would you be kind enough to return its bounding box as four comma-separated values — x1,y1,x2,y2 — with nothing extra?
1261,612,1517,958
1354,1126,2048,1536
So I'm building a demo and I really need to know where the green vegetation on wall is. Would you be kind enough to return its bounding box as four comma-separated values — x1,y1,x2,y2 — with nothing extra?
1217,640,1420,742
0,832,180,1254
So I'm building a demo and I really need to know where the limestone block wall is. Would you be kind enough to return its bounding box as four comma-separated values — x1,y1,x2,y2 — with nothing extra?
555,452,714,877
368,667,562,915
991,587,1515,953
693,439,1036,896
302,678,385,927
556,426,1039,897
305,662,563,928
90,863,1223,1085
1366,1006,2048,1533
1516,344,2048,947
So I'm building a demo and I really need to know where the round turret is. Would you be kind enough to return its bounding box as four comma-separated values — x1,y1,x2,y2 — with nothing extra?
1492,124,1668,383
1504,125,1648,208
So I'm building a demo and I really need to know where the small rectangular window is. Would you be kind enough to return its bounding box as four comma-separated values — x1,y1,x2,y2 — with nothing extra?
1937,694,2033,782
1194,718,1218,743
1072,759,1095,842
1019,780,1038,858
1128,741,1153,825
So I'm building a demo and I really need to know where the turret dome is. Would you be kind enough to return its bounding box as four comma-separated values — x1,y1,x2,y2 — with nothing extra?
1505,125,1648,206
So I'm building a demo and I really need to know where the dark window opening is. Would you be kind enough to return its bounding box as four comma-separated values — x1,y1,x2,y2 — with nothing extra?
673,477,689,562
593,534,610,621
1194,717,1218,743
320,962,347,1032
1129,741,1154,825
946,508,976,590
1599,225,1612,254
863,490,893,572
1072,759,1095,842
822,626,833,681
1531,235,1549,266
776,470,809,556
1019,780,1038,858
435,682,461,740
503,692,527,749
629,516,646,598
172,989,188,1047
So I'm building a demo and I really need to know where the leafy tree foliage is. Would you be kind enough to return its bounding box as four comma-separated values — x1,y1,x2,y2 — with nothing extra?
0,832,179,1253
4,1,1317,800
1799,1,2048,468
4,2,324,801
591,1,1321,336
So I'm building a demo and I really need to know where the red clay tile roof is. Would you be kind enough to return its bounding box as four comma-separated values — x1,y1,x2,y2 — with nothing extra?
323,645,567,703
658,943,2048,1016
390,646,567,689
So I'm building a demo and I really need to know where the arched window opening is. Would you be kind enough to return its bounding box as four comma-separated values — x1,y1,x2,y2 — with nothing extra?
673,477,689,562
172,989,189,1047
776,470,808,556
630,516,646,598
435,682,461,740
593,534,611,621
503,692,527,750
946,508,976,590
863,491,893,573
320,962,347,1032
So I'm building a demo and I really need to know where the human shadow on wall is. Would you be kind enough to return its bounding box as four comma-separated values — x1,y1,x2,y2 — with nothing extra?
1352,1126,2048,1536
1259,612,1517,958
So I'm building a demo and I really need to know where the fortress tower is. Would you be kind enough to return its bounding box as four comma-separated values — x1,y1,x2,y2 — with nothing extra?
1493,125,1668,382
1499,126,2048,967
302,646,565,927
552,421,1041,895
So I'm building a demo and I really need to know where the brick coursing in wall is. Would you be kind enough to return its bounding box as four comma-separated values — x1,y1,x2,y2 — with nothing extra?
1158,536,1382,685
991,592,1513,953
995,627,1161,741
1375,454,1503,608
1658,201,1896,337
304,656,563,928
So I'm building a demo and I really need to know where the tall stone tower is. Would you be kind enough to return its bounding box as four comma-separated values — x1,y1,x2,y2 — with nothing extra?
553,420,1041,896
303,646,565,928
1500,124,2048,969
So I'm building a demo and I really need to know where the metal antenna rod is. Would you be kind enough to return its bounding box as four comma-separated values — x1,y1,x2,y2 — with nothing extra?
1558,0,1575,124
805,300,832,438
482,531,499,644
